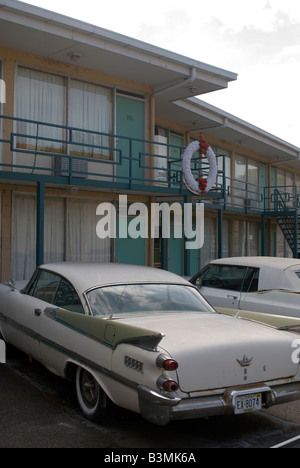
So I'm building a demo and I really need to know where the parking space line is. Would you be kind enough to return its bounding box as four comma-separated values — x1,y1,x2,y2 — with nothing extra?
271,435,300,448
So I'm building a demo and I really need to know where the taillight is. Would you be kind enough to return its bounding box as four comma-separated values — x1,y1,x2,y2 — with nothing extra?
156,354,178,371
157,375,179,392
162,380,179,392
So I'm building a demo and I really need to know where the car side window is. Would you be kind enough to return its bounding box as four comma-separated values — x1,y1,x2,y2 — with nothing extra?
241,268,259,292
27,269,84,313
29,270,61,303
196,265,248,291
54,278,84,314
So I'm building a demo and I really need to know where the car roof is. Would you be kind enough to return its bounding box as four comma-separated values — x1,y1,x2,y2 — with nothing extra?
209,256,300,290
210,256,300,270
39,262,189,294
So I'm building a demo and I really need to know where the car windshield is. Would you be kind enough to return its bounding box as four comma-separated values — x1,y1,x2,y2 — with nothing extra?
86,283,214,318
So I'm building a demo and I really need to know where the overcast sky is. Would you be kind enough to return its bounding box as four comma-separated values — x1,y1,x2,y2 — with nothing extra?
24,0,300,147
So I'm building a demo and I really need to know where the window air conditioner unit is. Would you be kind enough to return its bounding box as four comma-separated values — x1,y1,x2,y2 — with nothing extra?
53,156,88,179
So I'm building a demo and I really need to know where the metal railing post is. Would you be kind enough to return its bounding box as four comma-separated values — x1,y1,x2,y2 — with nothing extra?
36,181,45,267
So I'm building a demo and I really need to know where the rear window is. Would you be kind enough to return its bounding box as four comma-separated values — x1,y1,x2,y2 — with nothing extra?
86,283,214,318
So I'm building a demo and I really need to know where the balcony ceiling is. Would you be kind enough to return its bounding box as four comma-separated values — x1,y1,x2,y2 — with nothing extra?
159,98,300,165
0,1,236,103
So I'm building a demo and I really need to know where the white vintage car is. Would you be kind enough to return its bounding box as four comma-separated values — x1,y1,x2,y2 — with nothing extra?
190,257,300,319
1,262,300,426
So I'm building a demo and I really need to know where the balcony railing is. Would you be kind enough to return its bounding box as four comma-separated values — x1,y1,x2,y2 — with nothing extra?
223,176,264,212
0,115,224,197
1,115,300,214
264,185,300,213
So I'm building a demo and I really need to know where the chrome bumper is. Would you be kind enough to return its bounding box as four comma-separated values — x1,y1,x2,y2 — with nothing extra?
137,382,300,426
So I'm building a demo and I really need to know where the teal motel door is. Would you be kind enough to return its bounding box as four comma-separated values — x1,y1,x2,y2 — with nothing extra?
115,94,146,265
115,216,146,265
168,233,183,275
166,133,184,273
116,94,145,185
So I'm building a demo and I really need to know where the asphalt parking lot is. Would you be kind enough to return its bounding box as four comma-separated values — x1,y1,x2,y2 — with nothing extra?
1,346,300,449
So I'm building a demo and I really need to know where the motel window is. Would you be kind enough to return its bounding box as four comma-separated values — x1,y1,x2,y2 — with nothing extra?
285,171,294,208
234,154,246,206
16,67,65,154
272,168,296,209
214,146,231,190
247,159,259,193
198,217,217,267
14,67,114,174
233,220,260,257
154,126,184,185
276,169,285,188
274,224,293,258
69,79,113,160
11,194,111,281
234,155,260,208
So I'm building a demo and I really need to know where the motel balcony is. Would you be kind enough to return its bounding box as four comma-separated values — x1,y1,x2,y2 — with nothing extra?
0,114,300,215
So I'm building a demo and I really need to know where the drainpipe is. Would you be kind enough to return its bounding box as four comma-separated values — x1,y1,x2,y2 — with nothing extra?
154,67,197,96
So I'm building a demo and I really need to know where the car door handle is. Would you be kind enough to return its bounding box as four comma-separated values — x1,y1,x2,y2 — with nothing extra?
227,295,238,300
34,308,42,317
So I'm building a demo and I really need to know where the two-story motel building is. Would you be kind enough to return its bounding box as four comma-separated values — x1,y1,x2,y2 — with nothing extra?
1,0,300,282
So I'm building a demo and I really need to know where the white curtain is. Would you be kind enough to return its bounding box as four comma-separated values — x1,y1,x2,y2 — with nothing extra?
198,217,217,267
69,80,112,159
11,194,36,280
12,195,111,280
44,197,65,264
66,199,110,262
16,67,65,153
234,154,246,206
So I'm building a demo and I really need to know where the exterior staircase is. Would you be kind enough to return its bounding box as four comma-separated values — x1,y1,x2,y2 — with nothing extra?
274,189,300,258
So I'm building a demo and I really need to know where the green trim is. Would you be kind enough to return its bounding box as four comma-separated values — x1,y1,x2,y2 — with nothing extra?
46,308,164,351
0,310,143,390
216,307,300,329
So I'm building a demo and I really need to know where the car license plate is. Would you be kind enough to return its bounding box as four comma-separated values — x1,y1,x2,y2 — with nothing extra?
234,393,262,414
